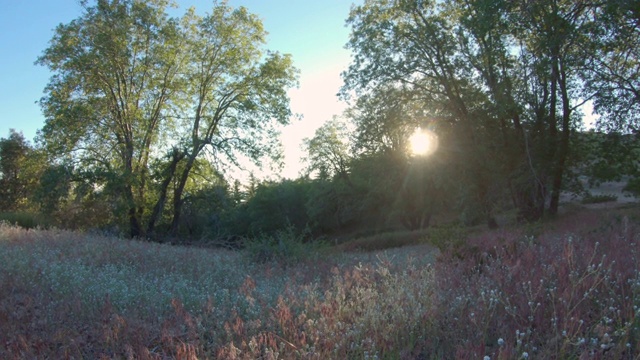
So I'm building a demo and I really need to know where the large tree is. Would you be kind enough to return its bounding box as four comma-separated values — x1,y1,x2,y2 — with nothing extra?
342,0,623,222
0,130,34,211
303,116,352,180
342,0,516,226
38,0,297,237
580,0,640,132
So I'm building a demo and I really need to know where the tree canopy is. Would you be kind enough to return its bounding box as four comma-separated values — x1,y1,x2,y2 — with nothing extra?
2,0,638,242
341,0,640,224
37,0,298,237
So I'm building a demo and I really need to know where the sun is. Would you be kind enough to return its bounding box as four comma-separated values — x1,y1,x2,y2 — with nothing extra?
409,128,437,156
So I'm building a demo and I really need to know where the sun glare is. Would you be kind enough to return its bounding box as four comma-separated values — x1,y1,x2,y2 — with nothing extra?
409,128,437,156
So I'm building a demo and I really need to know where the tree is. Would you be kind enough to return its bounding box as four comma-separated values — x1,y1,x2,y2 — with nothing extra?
304,176,360,233
0,130,34,211
241,179,311,236
580,0,640,132
38,0,297,237
35,164,73,216
347,85,425,156
303,116,352,180
342,0,609,223
38,0,182,236
161,5,297,235
515,0,594,215
342,0,512,227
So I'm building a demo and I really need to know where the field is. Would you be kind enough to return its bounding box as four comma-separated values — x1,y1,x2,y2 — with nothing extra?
1,206,640,359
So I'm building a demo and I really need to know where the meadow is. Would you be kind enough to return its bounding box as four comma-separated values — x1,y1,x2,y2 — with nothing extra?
1,206,640,359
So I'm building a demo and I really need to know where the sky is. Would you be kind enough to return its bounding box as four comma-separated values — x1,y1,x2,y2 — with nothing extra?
0,0,359,180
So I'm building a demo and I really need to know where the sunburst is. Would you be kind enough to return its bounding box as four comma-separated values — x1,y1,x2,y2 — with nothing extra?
409,128,437,156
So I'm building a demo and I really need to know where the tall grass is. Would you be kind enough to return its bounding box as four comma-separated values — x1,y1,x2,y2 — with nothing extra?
0,212,51,229
0,207,639,359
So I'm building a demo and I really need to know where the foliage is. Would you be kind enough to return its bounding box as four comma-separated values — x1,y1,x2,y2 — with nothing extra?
346,85,423,156
577,131,640,185
0,130,36,211
243,226,326,266
346,152,406,228
624,177,640,198
0,212,51,230
33,163,73,216
37,0,297,237
302,116,352,180
580,0,640,132
3,0,638,247
340,0,640,224
336,228,431,252
425,223,468,253
304,177,360,233
581,193,618,204
173,183,234,239
237,179,311,236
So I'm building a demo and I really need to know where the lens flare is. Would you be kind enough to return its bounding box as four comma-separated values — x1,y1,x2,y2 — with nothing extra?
409,128,437,156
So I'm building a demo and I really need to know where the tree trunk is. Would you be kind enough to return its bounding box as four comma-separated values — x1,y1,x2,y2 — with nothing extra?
146,148,184,236
169,155,197,236
124,179,142,238
548,62,572,215
123,142,142,238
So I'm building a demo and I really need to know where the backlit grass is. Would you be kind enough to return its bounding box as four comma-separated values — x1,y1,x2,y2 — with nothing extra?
1,207,639,359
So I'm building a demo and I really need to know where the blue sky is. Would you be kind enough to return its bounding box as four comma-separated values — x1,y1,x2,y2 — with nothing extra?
0,0,359,179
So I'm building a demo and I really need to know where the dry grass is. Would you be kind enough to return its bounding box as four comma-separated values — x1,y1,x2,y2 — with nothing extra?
1,206,639,359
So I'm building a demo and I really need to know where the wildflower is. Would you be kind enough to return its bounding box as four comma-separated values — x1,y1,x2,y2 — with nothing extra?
484,357,491,360
522,352,529,359
497,338,505,346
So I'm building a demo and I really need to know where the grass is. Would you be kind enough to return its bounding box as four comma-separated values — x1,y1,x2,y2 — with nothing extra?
335,224,467,253
581,193,619,204
1,206,639,358
335,228,431,252
0,212,51,229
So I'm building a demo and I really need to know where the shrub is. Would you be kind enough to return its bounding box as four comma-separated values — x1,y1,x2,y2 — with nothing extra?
0,211,50,229
426,223,468,252
243,226,327,266
623,177,640,197
431,210,640,359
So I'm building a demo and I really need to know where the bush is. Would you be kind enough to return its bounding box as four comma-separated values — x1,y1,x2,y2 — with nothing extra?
624,177,640,197
0,212,50,229
243,226,327,266
426,224,468,252
431,210,640,359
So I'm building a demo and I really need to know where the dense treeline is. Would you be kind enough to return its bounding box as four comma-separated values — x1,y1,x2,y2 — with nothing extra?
1,0,639,244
